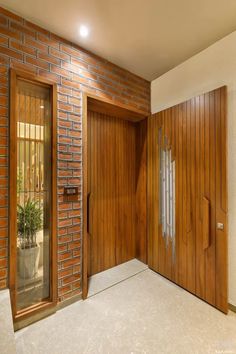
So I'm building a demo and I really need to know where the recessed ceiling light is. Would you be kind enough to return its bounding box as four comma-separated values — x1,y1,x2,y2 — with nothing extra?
79,25,89,38
40,105,44,109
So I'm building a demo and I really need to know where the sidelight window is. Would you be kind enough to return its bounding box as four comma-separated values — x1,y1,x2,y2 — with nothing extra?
10,70,57,321
16,80,51,311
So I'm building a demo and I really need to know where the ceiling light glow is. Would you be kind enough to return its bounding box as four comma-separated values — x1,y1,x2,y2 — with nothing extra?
79,25,89,38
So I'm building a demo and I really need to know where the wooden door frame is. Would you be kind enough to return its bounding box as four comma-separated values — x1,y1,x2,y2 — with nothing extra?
82,92,147,299
9,69,58,321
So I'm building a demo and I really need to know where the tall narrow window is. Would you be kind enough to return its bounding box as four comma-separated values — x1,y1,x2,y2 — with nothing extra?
10,70,57,321
159,129,176,260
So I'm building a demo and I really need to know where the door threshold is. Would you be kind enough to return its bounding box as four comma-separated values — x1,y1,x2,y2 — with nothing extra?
87,259,148,298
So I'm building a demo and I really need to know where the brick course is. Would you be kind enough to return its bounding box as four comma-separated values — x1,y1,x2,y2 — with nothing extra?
0,6,150,303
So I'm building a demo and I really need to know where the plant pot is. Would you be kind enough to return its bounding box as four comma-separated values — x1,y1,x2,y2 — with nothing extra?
39,241,44,267
36,230,44,267
17,244,40,279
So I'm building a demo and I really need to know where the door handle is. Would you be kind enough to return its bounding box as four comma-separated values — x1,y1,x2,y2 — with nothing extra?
87,193,91,235
202,197,210,249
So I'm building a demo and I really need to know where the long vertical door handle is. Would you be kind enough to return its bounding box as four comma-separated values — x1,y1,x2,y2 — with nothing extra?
87,193,91,235
202,197,210,249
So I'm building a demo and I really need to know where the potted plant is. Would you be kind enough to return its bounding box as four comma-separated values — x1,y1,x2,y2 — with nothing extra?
17,199,43,279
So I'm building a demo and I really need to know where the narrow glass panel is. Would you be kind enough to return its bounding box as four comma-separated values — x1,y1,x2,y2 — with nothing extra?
172,160,176,259
169,155,173,239
159,132,176,259
16,80,51,311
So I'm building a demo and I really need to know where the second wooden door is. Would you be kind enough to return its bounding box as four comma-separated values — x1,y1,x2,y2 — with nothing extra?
87,110,136,276
148,86,228,313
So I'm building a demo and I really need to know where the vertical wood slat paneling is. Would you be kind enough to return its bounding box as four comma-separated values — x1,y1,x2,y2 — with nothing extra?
148,113,159,271
196,93,206,298
116,118,136,264
195,95,202,298
215,87,228,312
148,86,228,313
173,105,179,284
165,108,172,280
205,91,216,306
88,112,117,275
88,110,146,276
178,103,185,286
135,119,147,264
158,112,165,276
182,101,188,288
187,98,196,293
147,115,155,270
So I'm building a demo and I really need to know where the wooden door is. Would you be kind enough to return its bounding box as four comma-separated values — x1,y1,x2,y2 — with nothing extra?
148,86,228,313
87,111,136,276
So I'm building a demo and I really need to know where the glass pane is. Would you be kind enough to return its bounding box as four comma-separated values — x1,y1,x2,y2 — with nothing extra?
16,79,51,311
159,130,176,260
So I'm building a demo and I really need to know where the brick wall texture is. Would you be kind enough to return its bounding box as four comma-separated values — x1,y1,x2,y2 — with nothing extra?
0,7,150,302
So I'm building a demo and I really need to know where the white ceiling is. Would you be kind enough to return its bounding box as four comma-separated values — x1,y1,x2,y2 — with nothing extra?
2,0,236,81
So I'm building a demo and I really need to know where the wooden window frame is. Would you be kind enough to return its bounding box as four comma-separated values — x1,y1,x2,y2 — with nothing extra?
9,69,58,322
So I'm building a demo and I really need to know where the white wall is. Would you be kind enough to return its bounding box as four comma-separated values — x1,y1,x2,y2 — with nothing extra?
151,31,236,307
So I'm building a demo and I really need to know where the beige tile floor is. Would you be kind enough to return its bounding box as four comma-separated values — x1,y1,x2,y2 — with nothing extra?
0,289,16,354
15,264,236,354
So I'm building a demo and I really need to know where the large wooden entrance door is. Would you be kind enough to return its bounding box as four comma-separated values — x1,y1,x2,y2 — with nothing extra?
148,86,228,313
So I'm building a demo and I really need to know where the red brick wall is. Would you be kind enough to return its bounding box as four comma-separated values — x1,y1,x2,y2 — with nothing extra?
0,7,150,302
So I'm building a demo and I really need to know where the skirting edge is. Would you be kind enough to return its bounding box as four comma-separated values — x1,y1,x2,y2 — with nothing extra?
228,303,236,313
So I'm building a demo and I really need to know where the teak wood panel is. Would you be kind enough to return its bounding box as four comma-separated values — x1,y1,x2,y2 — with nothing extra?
9,69,58,322
87,96,147,122
148,86,228,313
135,119,147,263
87,110,147,276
